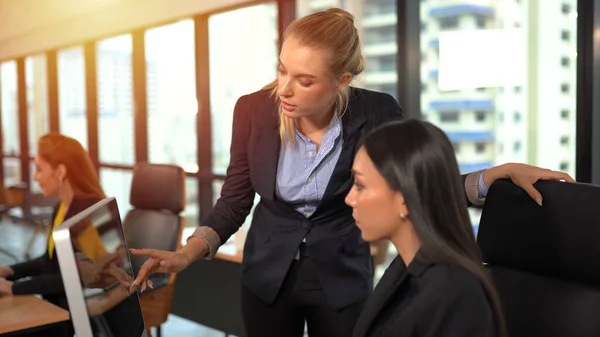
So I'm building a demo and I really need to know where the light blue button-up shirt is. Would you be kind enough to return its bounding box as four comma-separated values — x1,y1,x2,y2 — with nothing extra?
478,171,489,198
276,113,343,220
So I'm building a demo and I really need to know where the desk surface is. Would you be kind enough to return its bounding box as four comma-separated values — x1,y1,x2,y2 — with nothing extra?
0,295,69,334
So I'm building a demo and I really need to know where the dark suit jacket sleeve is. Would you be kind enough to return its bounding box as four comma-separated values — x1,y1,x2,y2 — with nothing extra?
417,280,495,337
192,95,256,257
379,94,482,208
8,255,48,281
11,272,65,296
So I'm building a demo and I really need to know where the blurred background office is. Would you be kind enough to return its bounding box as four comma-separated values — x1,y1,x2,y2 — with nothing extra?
0,0,599,336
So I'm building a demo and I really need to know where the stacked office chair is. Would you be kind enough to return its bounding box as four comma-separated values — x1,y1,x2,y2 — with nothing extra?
477,179,600,337
121,162,186,337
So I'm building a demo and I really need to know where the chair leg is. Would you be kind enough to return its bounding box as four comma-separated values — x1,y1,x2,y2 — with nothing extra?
156,325,162,337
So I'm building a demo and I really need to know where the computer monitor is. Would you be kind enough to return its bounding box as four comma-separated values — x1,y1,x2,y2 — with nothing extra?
53,197,148,337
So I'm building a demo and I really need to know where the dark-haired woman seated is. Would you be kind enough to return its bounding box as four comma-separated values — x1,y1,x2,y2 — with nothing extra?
347,120,514,337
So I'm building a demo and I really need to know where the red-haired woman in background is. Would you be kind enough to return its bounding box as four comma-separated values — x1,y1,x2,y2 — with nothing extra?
0,133,108,336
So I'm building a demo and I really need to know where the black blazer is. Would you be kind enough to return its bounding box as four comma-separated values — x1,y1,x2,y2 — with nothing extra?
353,253,496,337
8,197,100,309
204,87,475,310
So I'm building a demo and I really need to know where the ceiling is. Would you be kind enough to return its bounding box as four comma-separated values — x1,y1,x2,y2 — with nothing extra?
0,0,252,60
0,0,129,42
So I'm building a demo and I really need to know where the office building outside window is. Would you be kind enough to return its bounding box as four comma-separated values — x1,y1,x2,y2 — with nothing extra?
420,1,577,230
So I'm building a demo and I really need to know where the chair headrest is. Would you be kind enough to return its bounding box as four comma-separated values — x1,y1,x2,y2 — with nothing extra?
130,163,185,214
478,179,600,288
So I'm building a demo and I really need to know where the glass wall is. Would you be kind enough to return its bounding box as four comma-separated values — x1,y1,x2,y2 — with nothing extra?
25,55,49,192
97,35,135,165
58,46,88,148
209,3,279,175
1,61,21,187
145,20,198,173
420,0,578,231
25,55,49,158
1,61,19,156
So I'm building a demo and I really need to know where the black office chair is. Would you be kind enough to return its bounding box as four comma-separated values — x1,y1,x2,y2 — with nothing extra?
121,162,186,337
478,179,600,337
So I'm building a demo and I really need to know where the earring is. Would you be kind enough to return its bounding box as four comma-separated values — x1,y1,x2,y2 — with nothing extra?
400,213,406,219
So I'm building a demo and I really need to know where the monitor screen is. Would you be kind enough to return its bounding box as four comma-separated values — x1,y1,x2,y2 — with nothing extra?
53,197,147,337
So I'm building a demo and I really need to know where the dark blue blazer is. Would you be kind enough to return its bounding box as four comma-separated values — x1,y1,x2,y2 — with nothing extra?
204,87,473,310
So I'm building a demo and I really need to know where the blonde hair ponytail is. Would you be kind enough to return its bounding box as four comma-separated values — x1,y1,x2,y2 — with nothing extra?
267,8,365,144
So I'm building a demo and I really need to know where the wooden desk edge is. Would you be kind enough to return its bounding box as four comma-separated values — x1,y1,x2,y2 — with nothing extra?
0,296,69,334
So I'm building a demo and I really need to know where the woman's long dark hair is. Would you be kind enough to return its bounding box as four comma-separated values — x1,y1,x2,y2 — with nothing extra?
362,119,507,337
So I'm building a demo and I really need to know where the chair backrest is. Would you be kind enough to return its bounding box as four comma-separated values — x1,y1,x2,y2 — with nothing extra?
22,192,59,219
478,179,600,337
122,162,185,276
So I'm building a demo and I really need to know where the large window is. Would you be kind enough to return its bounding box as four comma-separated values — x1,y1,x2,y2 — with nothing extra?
25,56,48,192
1,61,20,187
296,0,398,100
209,3,279,175
1,61,19,156
25,55,49,157
97,35,134,165
420,1,578,228
145,20,197,173
58,46,88,148
100,168,133,216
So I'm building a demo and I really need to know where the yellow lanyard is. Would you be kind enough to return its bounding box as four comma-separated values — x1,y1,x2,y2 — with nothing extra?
47,203,66,259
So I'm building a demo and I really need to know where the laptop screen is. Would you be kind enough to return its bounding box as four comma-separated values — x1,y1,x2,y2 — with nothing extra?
53,197,148,337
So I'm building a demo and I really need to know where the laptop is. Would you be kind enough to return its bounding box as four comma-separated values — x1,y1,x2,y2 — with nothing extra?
53,197,148,337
